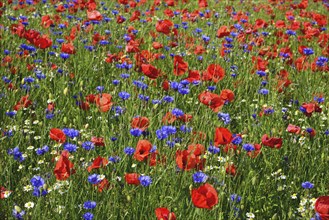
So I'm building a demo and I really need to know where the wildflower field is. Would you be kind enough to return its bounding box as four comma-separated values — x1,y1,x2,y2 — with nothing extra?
1,0,329,219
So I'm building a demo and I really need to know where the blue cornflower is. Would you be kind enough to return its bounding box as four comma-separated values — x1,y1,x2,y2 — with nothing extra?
138,176,152,187
303,48,314,56
63,143,77,153
166,141,175,148
8,147,25,162
218,112,231,125
118,91,130,100
109,156,121,163
208,145,220,154
124,147,135,156
83,201,97,209
156,129,169,140
172,108,184,117
83,212,94,220
207,86,216,91
130,128,143,137
36,145,49,156
231,135,243,145
96,86,104,93
60,53,70,59
88,174,102,184
30,176,45,188
256,70,266,77
258,89,269,95
243,144,255,152
150,145,157,153
180,125,192,133
112,80,120,85
62,128,79,139
82,141,95,151
6,111,17,118
286,30,296,36
192,171,208,183
12,206,25,220
316,56,328,67
230,194,242,203
301,181,314,189
162,96,174,103
325,129,329,136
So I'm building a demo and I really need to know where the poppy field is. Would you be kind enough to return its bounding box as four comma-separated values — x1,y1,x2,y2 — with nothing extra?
1,0,329,219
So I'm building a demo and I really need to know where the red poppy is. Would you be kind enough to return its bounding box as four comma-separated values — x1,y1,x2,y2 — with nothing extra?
49,128,66,143
0,186,11,199
156,19,173,35
95,93,113,112
261,134,282,149
225,164,237,176
141,64,161,79
247,144,262,158
219,89,235,103
191,183,218,209
173,55,188,76
175,145,205,171
202,64,225,83
217,26,230,38
162,112,177,124
91,136,105,147
13,95,32,111
301,102,322,117
61,42,76,54
131,116,150,131
198,0,208,8
198,91,224,112
54,150,75,181
87,156,109,172
315,196,329,220
96,178,110,192
287,124,301,134
152,42,163,50
155,207,176,220
34,35,52,49
214,127,232,146
125,173,140,185
134,140,152,162
87,10,103,21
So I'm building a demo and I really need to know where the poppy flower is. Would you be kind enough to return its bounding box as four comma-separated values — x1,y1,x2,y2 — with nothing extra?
155,19,173,35
219,89,235,103
162,112,177,124
0,186,12,199
54,150,75,181
141,64,161,79
191,183,218,209
217,26,230,38
176,145,205,171
246,144,262,158
49,128,66,143
202,64,225,83
96,178,110,192
13,95,32,111
87,156,109,172
261,134,282,149
315,196,329,220
95,93,113,112
198,91,224,112
87,10,103,21
173,55,188,76
125,173,140,185
155,207,176,220
131,116,150,131
91,137,105,147
134,140,152,162
287,124,301,134
61,42,76,54
214,127,232,146
225,164,237,176
34,35,52,49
